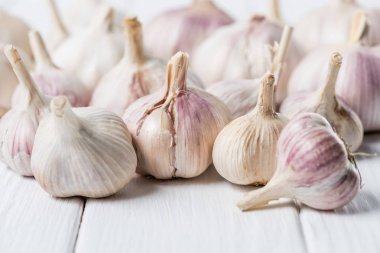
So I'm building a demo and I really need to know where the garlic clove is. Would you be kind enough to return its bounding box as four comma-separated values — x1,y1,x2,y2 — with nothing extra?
237,113,360,211
12,31,91,108
0,45,49,176
123,51,231,179
52,6,124,90
281,52,363,151
31,96,137,198
144,0,233,61
0,10,32,58
212,73,288,185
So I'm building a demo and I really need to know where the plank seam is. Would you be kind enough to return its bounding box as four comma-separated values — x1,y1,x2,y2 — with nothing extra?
73,198,87,253
296,202,310,253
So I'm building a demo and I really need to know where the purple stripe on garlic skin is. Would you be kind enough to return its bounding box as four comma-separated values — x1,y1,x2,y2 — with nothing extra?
237,113,360,211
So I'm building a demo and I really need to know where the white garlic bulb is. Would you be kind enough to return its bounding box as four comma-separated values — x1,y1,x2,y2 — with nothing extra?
288,12,380,131
12,31,91,108
31,96,136,198
144,0,233,61
0,10,32,58
123,52,231,179
212,73,288,185
281,52,363,151
53,6,123,90
0,45,49,176
238,113,360,211
192,16,300,101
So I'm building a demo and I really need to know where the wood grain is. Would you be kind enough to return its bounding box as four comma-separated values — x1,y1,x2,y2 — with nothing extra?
0,163,84,253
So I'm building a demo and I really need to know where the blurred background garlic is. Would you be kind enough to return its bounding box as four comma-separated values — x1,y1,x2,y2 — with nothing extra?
0,45,49,176
0,9,32,58
293,0,380,56
31,96,137,198
144,0,233,61
123,52,231,179
238,113,360,211
13,31,91,108
288,12,380,131
192,15,300,93
213,73,287,185
281,52,363,151
52,6,123,90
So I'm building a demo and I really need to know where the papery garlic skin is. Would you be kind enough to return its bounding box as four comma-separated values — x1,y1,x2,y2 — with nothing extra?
281,53,363,151
213,73,287,185
124,52,231,179
238,113,360,211
31,96,136,198
0,10,32,58
53,7,123,90
13,31,91,108
0,46,49,176
144,0,233,61
207,79,260,119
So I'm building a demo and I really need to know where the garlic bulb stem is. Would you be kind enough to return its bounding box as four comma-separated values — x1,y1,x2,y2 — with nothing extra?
334,0,357,4
272,26,293,72
29,31,55,68
349,11,368,45
168,51,189,92
319,53,342,103
192,0,212,6
46,0,68,40
268,0,282,23
4,45,43,106
90,6,114,32
123,18,144,65
253,74,275,116
51,96,82,133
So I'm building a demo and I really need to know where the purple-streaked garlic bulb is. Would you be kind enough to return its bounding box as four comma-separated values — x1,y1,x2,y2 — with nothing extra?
192,16,300,101
288,12,380,131
91,18,203,116
281,52,363,151
238,113,360,211
0,10,32,58
12,31,91,108
123,52,231,179
144,0,233,61
212,73,288,185
206,26,293,113
52,6,123,90
0,46,49,176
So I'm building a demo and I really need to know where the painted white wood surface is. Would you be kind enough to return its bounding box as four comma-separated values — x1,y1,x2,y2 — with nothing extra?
0,163,84,253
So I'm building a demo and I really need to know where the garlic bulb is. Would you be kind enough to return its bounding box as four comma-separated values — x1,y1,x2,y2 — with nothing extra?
0,45,49,176
212,73,288,185
281,53,363,151
123,52,231,179
144,0,233,61
206,26,293,116
13,31,91,108
31,96,136,198
294,0,380,55
288,12,380,131
53,6,123,90
0,10,32,58
238,113,360,211
192,16,300,96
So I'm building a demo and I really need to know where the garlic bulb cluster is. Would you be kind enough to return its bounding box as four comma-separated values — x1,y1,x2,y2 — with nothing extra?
294,0,380,55
0,10,32,58
53,6,123,90
32,96,137,198
144,0,233,61
206,26,293,117
288,12,380,131
192,16,300,100
281,53,363,151
238,113,360,211
213,73,287,185
13,31,91,108
0,45,49,176
123,52,231,179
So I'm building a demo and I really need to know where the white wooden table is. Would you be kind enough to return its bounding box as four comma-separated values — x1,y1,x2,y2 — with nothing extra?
1,0,380,252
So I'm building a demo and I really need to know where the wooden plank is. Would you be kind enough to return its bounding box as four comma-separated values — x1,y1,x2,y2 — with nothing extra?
0,163,84,253
76,167,306,253
300,134,380,253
